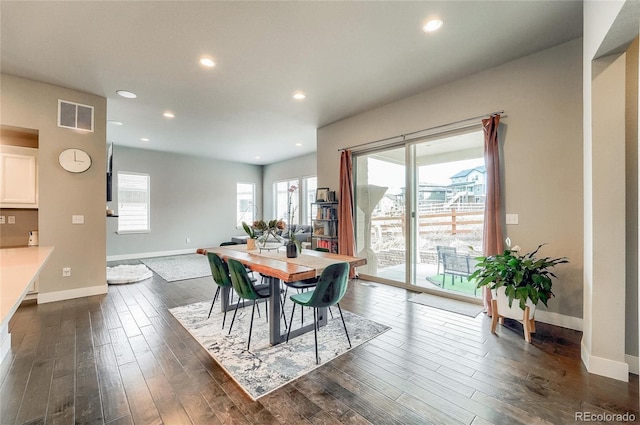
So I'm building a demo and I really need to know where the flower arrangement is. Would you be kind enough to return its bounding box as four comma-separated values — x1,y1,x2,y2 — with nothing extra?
469,238,568,310
286,185,302,253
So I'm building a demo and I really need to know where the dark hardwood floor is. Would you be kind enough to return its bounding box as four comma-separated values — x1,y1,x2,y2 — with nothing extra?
1,266,638,424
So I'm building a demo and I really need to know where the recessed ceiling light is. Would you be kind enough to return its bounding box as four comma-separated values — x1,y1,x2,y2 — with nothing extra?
141,138,149,142
116,90,137,99
423,19,443,32
163,111,175,118
255,156,261,159
293,91,306,100
107,120,123,126
295,143,302,147
199,56,216,67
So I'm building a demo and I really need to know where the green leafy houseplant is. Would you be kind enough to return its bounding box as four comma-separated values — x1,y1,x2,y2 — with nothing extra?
241,221,257,239
469,240,569,310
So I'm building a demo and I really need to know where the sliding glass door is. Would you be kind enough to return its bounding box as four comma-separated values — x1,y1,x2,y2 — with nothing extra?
355,129,485,299
355,147,406,281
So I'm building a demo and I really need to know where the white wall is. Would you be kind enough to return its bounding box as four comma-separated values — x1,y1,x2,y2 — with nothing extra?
107,145,262,258
583,0,638,381
318,39,584,324
1,74,107,301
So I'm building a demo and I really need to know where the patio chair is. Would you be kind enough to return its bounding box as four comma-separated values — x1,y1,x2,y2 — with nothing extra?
441,252,475,295
436,246,457,276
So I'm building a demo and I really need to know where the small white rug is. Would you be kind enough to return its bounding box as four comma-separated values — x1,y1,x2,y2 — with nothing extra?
140,254,211,282
408,293,484,317
107,264,153,285
170,300,390,400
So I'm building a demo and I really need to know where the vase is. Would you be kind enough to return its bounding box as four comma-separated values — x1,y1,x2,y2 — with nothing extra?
257,230,284,250
286,241,298,258
246,238,257,250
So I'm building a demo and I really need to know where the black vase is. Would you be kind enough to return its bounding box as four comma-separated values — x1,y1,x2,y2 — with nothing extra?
286,241,298,258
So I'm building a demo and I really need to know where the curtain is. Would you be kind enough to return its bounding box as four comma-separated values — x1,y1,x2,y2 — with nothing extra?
482,114,503,315
338,150,357,277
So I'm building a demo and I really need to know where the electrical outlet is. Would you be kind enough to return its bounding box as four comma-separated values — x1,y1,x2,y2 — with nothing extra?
0,216,5,224
7,216,15,224
72,215,84,224
62,267,71,277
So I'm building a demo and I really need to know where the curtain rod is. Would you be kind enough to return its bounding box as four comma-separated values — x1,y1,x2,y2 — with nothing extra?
338,110,504,152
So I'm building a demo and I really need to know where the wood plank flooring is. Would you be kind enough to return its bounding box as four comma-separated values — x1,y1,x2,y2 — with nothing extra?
1,268,638,424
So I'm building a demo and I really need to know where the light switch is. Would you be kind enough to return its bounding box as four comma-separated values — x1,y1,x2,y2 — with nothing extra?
0,216,4,224
506,213,519,225
72,215,85,224
7,216,15,224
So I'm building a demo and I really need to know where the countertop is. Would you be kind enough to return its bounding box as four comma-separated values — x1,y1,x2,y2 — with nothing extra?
1,246,54,328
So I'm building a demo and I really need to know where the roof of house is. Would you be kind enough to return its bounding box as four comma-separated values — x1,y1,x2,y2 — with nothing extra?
450,166,486,179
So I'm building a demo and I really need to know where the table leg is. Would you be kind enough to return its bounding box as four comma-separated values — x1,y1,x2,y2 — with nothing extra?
267,276,282,345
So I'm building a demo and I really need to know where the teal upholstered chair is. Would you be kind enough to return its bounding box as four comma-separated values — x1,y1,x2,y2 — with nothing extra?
286,262,351,364
282,247,334,321
206,252,233,328
226,258,273,351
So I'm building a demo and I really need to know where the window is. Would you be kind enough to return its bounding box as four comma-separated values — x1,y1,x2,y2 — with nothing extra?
302,176,317,224
274,179,299,225
117,172,150,233
237,182,256,226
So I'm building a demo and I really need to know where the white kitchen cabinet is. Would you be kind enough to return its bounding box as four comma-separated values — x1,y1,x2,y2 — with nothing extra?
0,145,38,208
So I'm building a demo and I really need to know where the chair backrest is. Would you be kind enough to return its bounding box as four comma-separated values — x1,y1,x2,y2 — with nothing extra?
220,241,239,246
442,253,471,274
306,262,349,308
436,245,457,261
227,258,261,300
207,252,232,288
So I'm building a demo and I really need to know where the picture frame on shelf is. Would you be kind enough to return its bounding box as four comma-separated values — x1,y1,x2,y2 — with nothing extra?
316,187,329,202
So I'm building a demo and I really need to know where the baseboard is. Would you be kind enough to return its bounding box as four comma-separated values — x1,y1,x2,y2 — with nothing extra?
107,248,196,262
581,340,630,382
625,354,639,375
37,284,108,304
534,310,583,331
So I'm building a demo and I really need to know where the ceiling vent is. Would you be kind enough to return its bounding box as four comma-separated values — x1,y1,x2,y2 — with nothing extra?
58,100,94,132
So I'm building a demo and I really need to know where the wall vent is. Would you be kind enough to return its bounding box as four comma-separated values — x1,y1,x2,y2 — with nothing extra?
58,100,94,132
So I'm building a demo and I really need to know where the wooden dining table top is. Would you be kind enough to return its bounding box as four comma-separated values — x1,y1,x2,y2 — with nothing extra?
197,245,366,282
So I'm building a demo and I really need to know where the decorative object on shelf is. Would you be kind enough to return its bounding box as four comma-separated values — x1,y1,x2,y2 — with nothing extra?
58,148,92,173
315,187,329,202
254,219,285,251
470,238,568,342
241,221,258,250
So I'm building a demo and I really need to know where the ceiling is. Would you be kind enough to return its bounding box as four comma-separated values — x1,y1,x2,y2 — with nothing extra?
0,1,583,165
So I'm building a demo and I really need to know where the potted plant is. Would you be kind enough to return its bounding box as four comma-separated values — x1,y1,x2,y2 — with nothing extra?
241,221,258,250
469,238,568,342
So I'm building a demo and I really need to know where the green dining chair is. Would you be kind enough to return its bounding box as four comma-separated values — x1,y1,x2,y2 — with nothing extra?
286,262,351,364
282,247,334,321
206,252,233,328
227,258,280,351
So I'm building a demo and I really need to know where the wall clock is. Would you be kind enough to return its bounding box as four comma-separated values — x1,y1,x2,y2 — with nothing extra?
58,148,92,173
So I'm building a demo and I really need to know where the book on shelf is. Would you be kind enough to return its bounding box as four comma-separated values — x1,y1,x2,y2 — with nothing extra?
316,205,336,220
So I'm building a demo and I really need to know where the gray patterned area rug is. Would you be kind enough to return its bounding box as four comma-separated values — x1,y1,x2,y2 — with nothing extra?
140,254,211,282
169,299,390,400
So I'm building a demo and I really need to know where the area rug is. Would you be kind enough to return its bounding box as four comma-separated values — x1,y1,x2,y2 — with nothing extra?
140,254,211,282
106,264,153,284
408,293,484,317
169,300,390,400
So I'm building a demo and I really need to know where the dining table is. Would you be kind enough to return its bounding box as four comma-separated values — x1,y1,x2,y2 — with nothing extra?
197,245,366,345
